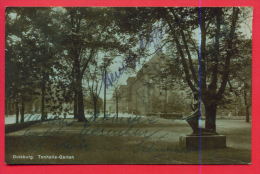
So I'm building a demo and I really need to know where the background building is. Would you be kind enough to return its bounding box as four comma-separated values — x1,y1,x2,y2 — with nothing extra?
110,53,191,117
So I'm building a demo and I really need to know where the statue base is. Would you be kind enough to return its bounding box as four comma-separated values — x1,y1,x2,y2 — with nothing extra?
179,134,226,150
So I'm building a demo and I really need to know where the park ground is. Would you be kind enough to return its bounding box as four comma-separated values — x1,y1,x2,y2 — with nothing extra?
5,115,251,164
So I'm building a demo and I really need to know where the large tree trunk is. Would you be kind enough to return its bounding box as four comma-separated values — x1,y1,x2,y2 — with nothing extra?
93,96,97,119
77,88,85,121
103,69,107,119
116,95,119,119
76,76,87,122
245,105,250,123
243,85,250,123
15,101,19,124
73,61,78,119
20,99,25,123
204,102,217,132
72,56,87,122
41,77,47,121
5,99,8,115
73,91,78,119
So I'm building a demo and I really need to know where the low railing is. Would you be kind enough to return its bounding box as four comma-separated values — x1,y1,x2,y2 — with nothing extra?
146,113,183,119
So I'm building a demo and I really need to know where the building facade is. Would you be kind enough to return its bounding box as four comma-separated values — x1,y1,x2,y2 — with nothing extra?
111,53,191,117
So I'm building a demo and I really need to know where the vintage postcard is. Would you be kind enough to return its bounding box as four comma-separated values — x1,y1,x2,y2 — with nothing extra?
5,7,252,164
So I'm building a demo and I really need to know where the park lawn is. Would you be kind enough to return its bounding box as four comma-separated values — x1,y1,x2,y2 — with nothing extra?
5,118,251,164
5,135,250,164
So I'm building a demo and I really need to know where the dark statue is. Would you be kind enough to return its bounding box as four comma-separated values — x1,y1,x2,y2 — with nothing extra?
185,92,216,136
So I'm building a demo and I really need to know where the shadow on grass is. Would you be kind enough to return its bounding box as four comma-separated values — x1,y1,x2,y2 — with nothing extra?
5,133,251,164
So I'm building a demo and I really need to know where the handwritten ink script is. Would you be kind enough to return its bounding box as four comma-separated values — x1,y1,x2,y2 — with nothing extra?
104,25,164,89
18,114,182,156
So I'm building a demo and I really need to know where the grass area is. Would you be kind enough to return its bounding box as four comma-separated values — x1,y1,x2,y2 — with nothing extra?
5,118,251,164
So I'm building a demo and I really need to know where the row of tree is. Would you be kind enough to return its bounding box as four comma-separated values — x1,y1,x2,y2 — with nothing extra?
6,7,138,123
6,7,251,131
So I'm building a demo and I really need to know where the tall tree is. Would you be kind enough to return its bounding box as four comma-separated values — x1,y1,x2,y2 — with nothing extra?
228,39,251,122
85,56,104,119
6,8,66,122
52,7,133,122
6,8,41,123
114,7,250,132
163,7,241,131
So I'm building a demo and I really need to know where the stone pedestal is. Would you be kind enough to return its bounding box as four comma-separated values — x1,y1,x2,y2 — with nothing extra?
179,134,226,150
